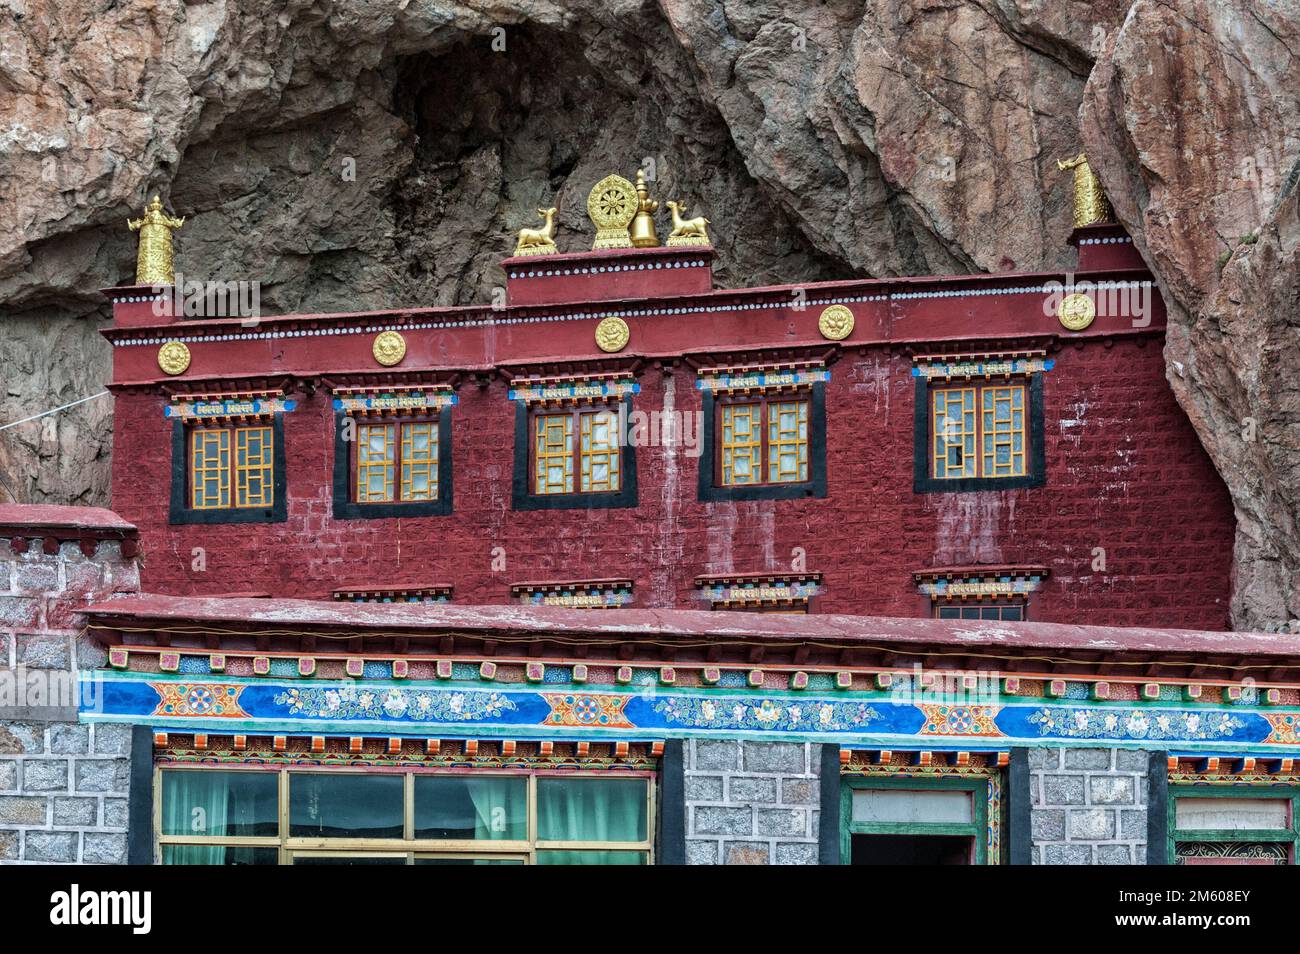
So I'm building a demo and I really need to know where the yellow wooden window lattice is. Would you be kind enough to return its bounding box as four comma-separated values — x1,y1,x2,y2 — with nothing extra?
190,429,231,509
767,400,809,483
355,422,439,504
401,423,438,501
932,383,1026,480
190,425,273,510
720,403,762,485
579,410,620,493
234,426,274,507
533,409,621,495
356,423,395,503
534,413,574,495
720,398,809,487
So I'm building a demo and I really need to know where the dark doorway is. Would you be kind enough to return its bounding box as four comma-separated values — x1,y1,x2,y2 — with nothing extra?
851,833,973,865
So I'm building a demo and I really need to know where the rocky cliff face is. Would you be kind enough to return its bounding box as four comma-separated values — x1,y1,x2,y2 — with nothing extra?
0,0,1295,627
1081,0,1300,629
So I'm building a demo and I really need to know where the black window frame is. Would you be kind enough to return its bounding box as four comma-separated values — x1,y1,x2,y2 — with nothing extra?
698,381,828,503
332,407,454,520
512,394,638,512
913,372,1046,493
169,415,288,526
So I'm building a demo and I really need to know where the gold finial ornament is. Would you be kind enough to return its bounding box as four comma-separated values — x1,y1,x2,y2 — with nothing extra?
157,340,191,376
127,195,185,286
1057,153,1112,228
587,175,638,250
665,201,711,247
594,316,630,353
514,207,559,256
629,170,660,248
1057,293,1096,331
818,304,855,341
372,330,407,367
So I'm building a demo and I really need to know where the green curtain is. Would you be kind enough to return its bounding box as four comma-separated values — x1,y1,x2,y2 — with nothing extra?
537,777,647,847
414,776,525,840
162,772,233,865
465,777,525,840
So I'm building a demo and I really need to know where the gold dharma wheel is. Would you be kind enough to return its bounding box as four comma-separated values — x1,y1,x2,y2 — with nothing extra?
595,316,631,353
587,175,638,228
373,330,408,367
1057,293,1096,332
818,304,855,341
157,340,191,375
588,175,638,250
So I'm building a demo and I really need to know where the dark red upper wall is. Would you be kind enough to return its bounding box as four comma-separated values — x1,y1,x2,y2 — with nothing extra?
102,230,1234,629
108,337,1233,630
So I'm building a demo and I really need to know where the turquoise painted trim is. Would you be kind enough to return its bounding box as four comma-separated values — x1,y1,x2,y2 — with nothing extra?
78,671,1300,753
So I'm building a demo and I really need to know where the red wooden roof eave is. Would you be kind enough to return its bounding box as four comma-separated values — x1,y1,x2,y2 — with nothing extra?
76,595,1300,674
98,264,1158,342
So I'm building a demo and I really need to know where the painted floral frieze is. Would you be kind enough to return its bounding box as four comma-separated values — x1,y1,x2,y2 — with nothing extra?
653,696,878,732
1028,706,1246,741
273,685,516,723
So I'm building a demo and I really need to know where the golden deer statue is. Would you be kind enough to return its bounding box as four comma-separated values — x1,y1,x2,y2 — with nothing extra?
514,207,559,256
665,201,711,246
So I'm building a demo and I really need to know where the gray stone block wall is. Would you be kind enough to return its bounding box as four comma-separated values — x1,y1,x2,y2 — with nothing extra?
684,739,820,864
0,723,133,863
1030,747,1149,865
1,533,139,864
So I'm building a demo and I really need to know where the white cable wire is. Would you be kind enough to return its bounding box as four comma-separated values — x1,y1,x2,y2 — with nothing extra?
0,391,109,431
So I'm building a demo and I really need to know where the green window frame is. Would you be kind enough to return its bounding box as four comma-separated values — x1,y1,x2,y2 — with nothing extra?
1167,785,1300,865
840,775,989,865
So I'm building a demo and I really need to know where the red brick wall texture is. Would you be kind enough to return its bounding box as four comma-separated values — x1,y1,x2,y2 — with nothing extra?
109,337,1234,630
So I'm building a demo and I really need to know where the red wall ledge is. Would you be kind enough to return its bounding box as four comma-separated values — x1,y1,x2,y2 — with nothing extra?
80,593,1300,679
0,504,139,558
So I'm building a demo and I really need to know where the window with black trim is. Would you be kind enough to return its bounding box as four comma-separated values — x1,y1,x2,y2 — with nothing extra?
331,386,455,520
935,601,1024,622
912,354,1048,493
510,372,638,511
697,362,828,502
168,392,290,525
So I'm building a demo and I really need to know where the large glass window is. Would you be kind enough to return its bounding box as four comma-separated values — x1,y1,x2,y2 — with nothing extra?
157,768,652,865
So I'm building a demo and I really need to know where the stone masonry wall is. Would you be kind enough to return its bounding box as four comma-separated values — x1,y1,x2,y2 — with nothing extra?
1030,747,1149,864
0,519,140,864
684,739,820,864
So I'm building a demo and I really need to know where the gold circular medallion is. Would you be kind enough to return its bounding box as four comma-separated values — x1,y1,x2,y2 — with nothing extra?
818,304,855,341
157,340,191,375
373,330,407,367
587,175,638,230
1057,292,1096,331
595,316,630,353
